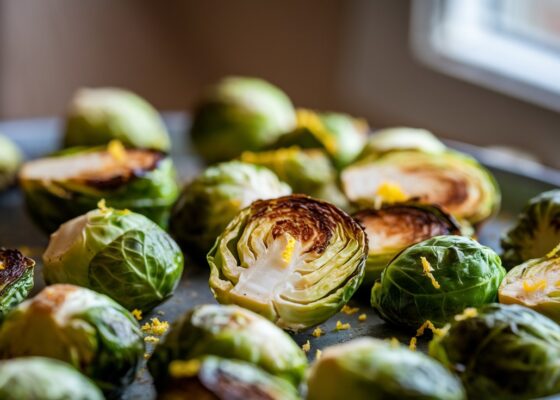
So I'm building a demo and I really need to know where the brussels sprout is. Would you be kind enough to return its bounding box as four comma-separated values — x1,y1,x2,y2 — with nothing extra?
272,109,368,169
356,127,446,161
430,303,560,400
170,161,291,259
501,190,560,268
371,236,506,328
0,357,104,400
240,147,348,209
0,248,35,317
19,143,179,232
208,195,367,331
307,338,465,400
63,87,170,151
157,356,301,400
190,76,296,163
43,206,183,312
148,304,307,389
0,134,23,192
354,204,461,286
0,284,144,393
341,150,500,226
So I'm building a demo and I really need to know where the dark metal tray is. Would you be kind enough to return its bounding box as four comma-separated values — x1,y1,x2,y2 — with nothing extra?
1,113,559,399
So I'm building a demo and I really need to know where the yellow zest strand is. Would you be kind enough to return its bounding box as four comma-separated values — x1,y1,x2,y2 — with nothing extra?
420,257,441,289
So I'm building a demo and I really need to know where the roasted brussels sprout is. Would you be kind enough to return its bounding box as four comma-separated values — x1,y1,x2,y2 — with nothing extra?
501,190,560,268
0,248,35,318
43,206,183,312
208,195,367,331
19,143,179,232
0,134,22,191
148,304,307,389
307,338,465,400
170,161,291,259
63,87,170,151
156,356,301,400
430,303,560,400
190,76,296,163
341,150,500,226
354,204,461,286
272,109,368,169
0,357,104,400
0,284,144,393
372,236,505,328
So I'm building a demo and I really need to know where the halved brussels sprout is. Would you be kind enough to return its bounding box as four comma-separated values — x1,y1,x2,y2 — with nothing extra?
19,144,179,232
430,303,560,400
272,109,368,169
354,204,461,286
0,284,144,393
341,150,500,226
307,338,465,400
0,248,35,317
63,87,170,151
356,127,446,161
208,195,367,331
190,76,297,163
169,161,291,259
499,254,560,322
240,147,348,209
157,356,301,400
0,357,103,400
0,134,22,192
148,304,307,389
43,206,183,312
501,190,560,268
372,236,505,328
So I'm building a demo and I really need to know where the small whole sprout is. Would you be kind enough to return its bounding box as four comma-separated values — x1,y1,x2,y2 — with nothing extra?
0,284,144,394
207,195,367,331
353,203,462,286
307,338,465,400
169,161,291,259
19,143,179,232
63,87,171,151
430,303,560,400
148,304,308,389
0,134,23,191
190,76,297,163
341,150,500,227
157,356,301,400
501,189,560,268
43,206,184,312
0,357,104,400
0,248,35,318
371,236,506,329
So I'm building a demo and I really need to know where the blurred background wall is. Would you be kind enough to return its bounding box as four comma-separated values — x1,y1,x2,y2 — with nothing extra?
1,0,559,166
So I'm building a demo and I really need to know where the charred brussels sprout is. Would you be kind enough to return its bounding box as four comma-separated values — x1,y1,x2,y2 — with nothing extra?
272,109,368,169
169,161,291,259
43,206,183,312
307,338,465,400
156,356,301,400
354,204,461,286
0,357,104,400
0,284,144,394
0,134,22,191
430,303,560,400
190,77,296,163
148,304,307,389
208,195,367,331
19,143,178,232
63,87,170,151
341,150,500,227
501,190,560,268
0,249,35,317
371,236,505,328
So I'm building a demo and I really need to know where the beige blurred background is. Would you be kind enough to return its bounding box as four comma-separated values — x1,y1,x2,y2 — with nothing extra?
1,0,559,167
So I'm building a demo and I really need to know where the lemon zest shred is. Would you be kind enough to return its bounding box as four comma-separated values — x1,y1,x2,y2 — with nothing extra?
0,261,4,270
420,257,441,289
143,352,151,360
375,181,408,206
358,313,367,322
169,359,201,378
131,309,143,321
315,349,322,360
341,305,360,315
335,321,351,331
522,279,547,293
302,340,311,353
416,320,447,338
409,337,417,351
281,235,297,265
454,307,478,321
141,318,169,336
107,140,127,163
547,242,560,258
312,327,324,338
389,337,400,348
296,109,338,154
144,336,160,344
